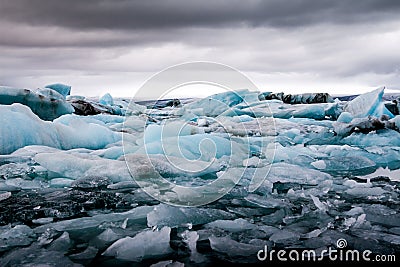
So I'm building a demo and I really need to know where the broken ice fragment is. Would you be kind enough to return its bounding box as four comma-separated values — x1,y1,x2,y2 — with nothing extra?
102,226,172,261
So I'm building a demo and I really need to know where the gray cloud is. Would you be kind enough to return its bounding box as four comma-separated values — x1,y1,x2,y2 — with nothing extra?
0,0,399,96
1,0,400,30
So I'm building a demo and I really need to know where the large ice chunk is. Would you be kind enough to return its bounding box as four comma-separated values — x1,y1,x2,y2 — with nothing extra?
344,87,394,118
99,93,114,106
45,83,71,98
102,226,172,261
0,104,121,154
0,86,74,120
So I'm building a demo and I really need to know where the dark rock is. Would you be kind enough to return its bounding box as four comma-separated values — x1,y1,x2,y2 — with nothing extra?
68,99,117,116
385,100,399,115
261,92,334,104
69,100,102,115
258,92,272,101
149,98,181,109
334,116,396,137
68,99,122,116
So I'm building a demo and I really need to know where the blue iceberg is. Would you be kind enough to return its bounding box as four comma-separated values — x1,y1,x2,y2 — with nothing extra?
0,86,74,120
0,104,121,155
99,93,114,106
44,83,71,98
344,87,394,119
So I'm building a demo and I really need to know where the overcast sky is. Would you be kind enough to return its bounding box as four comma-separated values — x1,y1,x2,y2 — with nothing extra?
1,0,399,97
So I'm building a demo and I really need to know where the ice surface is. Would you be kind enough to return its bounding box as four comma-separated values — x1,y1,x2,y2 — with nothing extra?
69,246,98,264
150,260,184,267
209,235,265,257
311,156,376,175
102,226,172,261
206,218,257,232
269,229,300,244
49,178,74,188
176,89,256,117
48,231,71,252
292,104,325,120
345,187,386,197
0,86,74,120
262,163,332,185
0,246,83,267
143,121,201,144
142,134,235,161
360,167,400,182
147,204,234,228
90,228,121,249
45,83,71,98
0,224,35,252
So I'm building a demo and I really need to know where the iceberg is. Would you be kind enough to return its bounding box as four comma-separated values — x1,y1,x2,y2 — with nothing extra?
45,83,71,98
0,104,121,154
0,86,74,120
99,93,114,106
344,87,394,118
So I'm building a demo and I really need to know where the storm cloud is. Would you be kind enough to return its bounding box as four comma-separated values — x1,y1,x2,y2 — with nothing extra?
0,0,399,96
